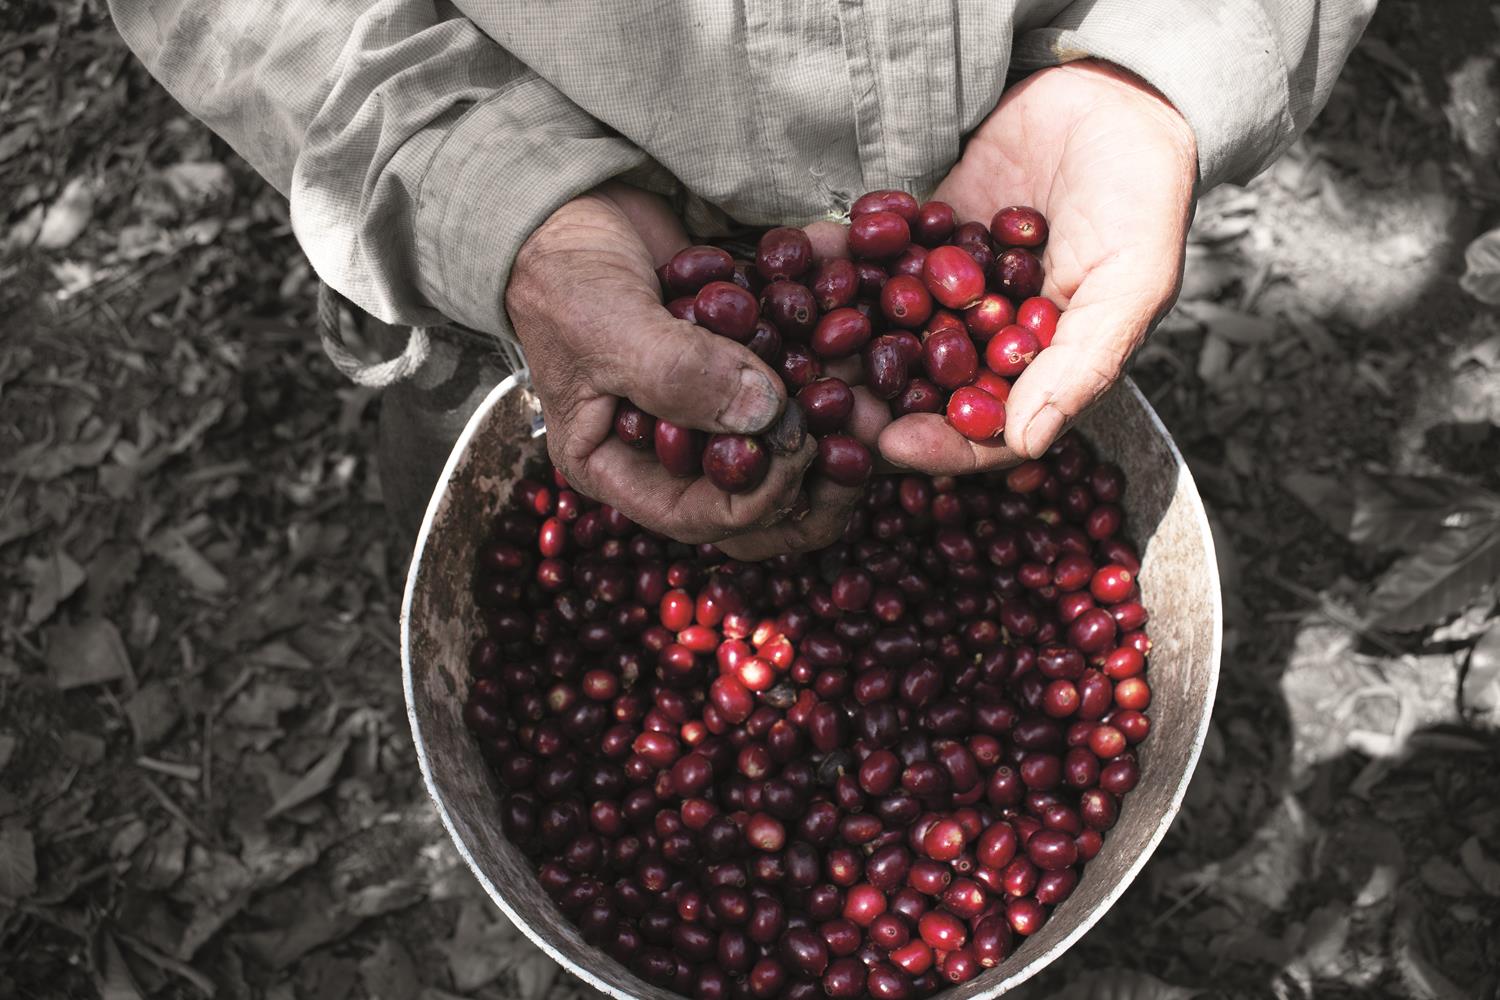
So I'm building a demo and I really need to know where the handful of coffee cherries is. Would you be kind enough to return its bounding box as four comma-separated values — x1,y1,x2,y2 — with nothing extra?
615,192,1059,494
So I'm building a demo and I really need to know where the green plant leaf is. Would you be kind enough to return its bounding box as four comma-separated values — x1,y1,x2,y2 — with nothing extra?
1348,473,1500,552
0,825,37,900
1284,471,1500,554
1367,522,1500,631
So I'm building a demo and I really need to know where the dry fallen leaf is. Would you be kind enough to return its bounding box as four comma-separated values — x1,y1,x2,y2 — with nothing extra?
1418,855,1473,897
265,738,349,818
1448,361,1500,427
24,549,87,626
1458,836,1500,896
238,885,361,970
440,901,525,993
245,641,314,671
1294,903,1352,977
0,825,38,900
1463,626,1500,720
44,617,134,690
512,950,560,1000
123,682,182,748
0,120,36,162
223,680,301,729
343,879,426,918
358,937,422,1000
109,819,149,860
3,203,44,252
36,176,95,249
62,730,106,766
5,421,121,480
94,933,145,1000
133,822,187,892
0,505,38,548
1392,896,1470,1000
1176,300,1278,345
150,529,228,595
158,162,232,211
1460,227,1500,304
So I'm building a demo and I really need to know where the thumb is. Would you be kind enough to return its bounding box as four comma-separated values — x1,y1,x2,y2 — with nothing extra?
598,296,787,434
1003,273,1171,459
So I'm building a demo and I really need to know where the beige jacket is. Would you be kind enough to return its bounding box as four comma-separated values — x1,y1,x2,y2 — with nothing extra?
109,0,1375,340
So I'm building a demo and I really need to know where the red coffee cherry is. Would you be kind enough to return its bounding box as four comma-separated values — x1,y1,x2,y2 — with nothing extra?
990,205,1049,248
945,387,1007,441
922,245,987,310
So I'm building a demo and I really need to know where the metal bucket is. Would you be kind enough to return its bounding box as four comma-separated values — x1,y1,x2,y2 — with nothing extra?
402,374,1222,999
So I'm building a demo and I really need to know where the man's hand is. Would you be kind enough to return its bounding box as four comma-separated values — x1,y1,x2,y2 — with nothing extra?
507,184,865,557
879,60,1197,474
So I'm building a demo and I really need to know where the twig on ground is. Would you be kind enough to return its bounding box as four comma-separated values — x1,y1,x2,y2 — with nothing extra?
136,756,201,782
51,811,139,844
1264,572,1410,660
116,932,217,997
210,666,255,718
201,711,213,810
1148,878,1215,930
138,773,210,844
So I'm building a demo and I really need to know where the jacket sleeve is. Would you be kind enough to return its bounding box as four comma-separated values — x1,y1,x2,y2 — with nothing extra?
107,0,648,337
1015,0,1377,188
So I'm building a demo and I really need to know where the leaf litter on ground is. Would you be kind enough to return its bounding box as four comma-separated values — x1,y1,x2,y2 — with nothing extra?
43,616,134,690
0,824,39,900
1458,836,1500,896
34,176,95,250
23,547,87,626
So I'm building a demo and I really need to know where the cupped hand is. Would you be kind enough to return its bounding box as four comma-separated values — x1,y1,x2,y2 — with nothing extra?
880,60,1198,474
506,183,867,557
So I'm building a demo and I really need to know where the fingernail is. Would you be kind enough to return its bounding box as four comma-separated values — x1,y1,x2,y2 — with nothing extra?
765,399,807,455
1023,405,1066,457
722,369,783,433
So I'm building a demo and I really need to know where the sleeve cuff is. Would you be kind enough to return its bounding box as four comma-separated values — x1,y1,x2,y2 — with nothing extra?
1014,1,1296,188
412,76,649,339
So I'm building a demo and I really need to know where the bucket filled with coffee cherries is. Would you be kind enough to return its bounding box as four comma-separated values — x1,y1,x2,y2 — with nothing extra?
402,195,1222,1000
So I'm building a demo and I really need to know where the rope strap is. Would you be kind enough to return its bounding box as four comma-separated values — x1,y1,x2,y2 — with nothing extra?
316,280,530,386
316,281,432,388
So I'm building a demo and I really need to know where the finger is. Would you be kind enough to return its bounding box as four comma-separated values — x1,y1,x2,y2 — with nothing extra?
570,434,817,545
804,221,849,262
1002,277,1170,459
824,356,863,386
595,297,788,436
595,181,691,266
846,386,893,452
717,474,865,561
877,413,1025,475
